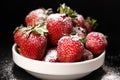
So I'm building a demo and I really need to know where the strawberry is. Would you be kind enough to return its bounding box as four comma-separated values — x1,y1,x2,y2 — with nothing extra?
20,32,47,60
57,36,84,62
81,49,93,61
43,48,58,62
85,32,107,55
72,14,85,27
13,25,31,47
14,23,48,60
84,17,98,34
57,3,87,36
58,4,85,27
57,3,77,18
84,21,92,34
25,8,52,27
46,13,73,45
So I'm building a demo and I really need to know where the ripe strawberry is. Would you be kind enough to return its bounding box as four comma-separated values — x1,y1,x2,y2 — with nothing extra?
13,25,30,47
25,8,52,27
13,23,48,60
20,32,47,60
58,3,86,27
46,13,73,45
72,14,85,27
84,21,92,34
85,32,107,55
43,48,58,62
57,36,84,62
57,3,87,36
84,17,98,34
81,49,93,61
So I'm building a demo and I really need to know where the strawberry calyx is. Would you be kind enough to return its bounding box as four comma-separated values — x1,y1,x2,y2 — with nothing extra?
13,26,22,34
13,25,32,34
28,8,53,27
14,22,48,37
63,31,86,44
57,3,77,18
80,37,86,44
71,34,86,44
45,8,53,16
32,22,48,36
86,17,98,30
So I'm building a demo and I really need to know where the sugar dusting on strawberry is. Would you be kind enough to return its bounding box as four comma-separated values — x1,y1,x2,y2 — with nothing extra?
20,32,47,60
72,26,85,39
25,8,53,27
13,26,27,47
46,13,73,45
57,36,84,62
73,14,85,27
13,3,108,62
14,22,48,60
81,49,93,61
43,48,58,62
25,9,46,26
86,32,107,55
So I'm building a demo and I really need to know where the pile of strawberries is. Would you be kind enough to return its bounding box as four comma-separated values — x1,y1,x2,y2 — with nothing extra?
13,3,107,62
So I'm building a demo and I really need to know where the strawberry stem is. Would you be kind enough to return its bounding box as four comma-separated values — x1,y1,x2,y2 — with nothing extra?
32,20,36,27
57,3,77,18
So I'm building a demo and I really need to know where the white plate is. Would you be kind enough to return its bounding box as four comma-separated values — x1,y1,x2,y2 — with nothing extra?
12,43,105,80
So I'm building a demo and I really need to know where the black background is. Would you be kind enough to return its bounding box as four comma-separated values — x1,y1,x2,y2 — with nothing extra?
0,0,120,80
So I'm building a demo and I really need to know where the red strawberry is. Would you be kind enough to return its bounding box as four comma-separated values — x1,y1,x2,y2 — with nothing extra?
25,8,52,27
13,25,30,47
58,4,85,27
57,36,84,62
14,24,48,60
86,32,107,55
84,17,98,34
81,49,93,61
43,48,58,62
46,13,73,45
72,14,85,27
84,21,92,34
20,32,47,60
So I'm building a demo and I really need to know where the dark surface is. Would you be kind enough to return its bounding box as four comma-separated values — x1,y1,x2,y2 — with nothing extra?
0,0,120,80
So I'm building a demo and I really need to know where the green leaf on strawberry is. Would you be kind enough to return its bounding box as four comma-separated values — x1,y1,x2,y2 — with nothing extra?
45,8,53,16
32,22,48,36
86,17,98,30
57,3,77,18
80,37,86,44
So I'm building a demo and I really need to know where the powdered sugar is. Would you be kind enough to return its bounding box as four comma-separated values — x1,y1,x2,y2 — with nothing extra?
0,58,15,80
47,13,64,21
81,49,93,61
71,35,80,41
87,32,104,38
87,32,107,45
86,32,107,55
44,48,58,62
58,36,70,43
47,13,72,27
73,26,85,39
